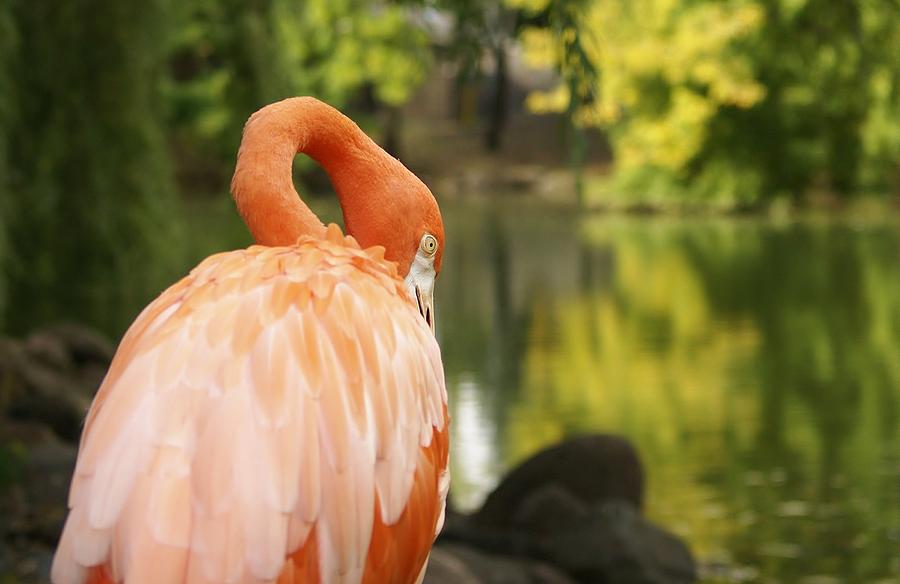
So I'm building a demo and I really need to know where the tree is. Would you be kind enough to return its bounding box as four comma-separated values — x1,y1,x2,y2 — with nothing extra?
712,0,900,199
0,0,16,322
3,0,184,334
169,0,431,175
444,0,519,150
519,0,900,203
1,0,434,334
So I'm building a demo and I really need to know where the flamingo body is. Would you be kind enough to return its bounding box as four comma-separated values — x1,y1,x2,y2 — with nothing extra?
51,223,449,579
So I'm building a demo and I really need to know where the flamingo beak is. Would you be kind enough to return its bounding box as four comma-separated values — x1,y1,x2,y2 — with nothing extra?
414,284,435,334
405,254,437,335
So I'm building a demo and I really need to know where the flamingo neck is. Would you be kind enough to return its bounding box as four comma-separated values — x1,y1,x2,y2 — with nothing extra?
231,97,400,247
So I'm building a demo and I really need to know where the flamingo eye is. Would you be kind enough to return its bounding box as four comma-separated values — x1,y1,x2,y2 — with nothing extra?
421,234,438,256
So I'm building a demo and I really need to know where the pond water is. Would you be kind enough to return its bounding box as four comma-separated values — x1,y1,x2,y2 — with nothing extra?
433,199,900,583
14,195,900,582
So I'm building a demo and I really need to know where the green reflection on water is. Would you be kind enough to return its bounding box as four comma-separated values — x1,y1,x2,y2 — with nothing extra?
438,200,900,582
5,196,899,581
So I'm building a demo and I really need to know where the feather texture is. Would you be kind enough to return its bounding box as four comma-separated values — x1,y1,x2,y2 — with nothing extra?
52,230,449,584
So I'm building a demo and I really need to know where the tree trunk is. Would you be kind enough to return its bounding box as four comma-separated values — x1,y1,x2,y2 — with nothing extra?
485,42,508,152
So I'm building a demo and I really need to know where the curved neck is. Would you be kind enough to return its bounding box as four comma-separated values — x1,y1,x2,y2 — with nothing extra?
231,97,399,247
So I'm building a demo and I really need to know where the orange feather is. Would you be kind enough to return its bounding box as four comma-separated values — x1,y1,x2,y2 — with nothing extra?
53,97,449,584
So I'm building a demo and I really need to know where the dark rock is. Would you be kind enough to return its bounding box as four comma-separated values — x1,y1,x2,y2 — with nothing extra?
0,417,58,446
513,483,588,537
425,543,576,584
0,326,108,582
543,500,696,584
33,322,115,367
441,435,696,583
0,337,27,395
20,440,76,543
438,510,538,559
76,361,110,397
439,507,472,539
23,333,73,373
6,363,90,442
424,545,481,583
0,537,55,584
0,333,94,442
0,418,76,545
0,419,73,583
475,434,644,530
25,323,114,399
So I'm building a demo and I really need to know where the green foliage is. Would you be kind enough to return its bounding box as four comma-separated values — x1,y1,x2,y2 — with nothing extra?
519,0,900,203
709,0,900,199
0,2,12,159
2,0,185,334
0,0,16,323
168,0,431,171
283,0,431,106
0,0,432,335
166,0,295,169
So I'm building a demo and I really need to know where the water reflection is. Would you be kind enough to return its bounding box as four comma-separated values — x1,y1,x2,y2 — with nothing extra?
436,201,900,582
4,195,898,581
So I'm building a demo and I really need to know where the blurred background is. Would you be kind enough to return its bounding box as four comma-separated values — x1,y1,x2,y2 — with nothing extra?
1,0,899,582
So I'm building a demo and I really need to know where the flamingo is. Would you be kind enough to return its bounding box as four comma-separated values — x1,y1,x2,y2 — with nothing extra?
50,97,449,584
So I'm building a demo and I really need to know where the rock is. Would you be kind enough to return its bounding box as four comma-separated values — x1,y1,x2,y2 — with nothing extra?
0,538,55,584
76,361,111,396
543,500,696,584
20,439,76,543
424,545,481,583
32,322,115,367
0,418,76,545
26,323,114,398
0,419,74,583
441,435,696,583
23,332,73,373
425,543,575,584
0,382,80,584
475,434,644,530
0,328,100,442
0,325,109,582
513,483,588,537
0,417,58,446
0,337,27,394
5,361,90,442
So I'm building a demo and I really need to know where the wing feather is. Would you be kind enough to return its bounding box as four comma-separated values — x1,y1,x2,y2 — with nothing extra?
146,447,192,547
53,237,449,584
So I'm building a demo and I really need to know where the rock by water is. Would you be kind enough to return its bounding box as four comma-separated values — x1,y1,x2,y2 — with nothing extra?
0,324,697,583
432,434,697,584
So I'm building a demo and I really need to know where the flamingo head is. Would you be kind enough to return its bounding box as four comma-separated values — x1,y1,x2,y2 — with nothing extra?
338,162,444,335
230,96,444,334
397,184,443,336
403,220,443,335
